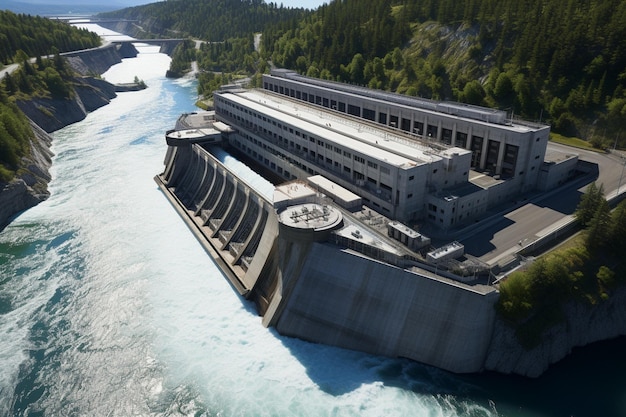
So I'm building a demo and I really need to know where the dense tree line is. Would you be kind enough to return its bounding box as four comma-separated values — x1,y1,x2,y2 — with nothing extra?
0,10,100,64
0,89,32,182
263,0,626,145
497,184,626,347
111,0,625,144
99,0,309,42
0,11,95,182
0,52,75,181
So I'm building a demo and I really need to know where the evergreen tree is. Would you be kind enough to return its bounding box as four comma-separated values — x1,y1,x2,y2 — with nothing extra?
608,200,626,255
585,198,611,252
575,182,604,226
3,73,17,95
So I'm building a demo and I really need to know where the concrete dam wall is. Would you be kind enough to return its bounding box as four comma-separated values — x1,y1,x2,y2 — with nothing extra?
155,137,280,311
156,132,500,374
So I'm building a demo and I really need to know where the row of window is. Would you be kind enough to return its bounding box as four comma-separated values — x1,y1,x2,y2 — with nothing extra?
264,81,480,142
216,94,397,181
262,81,544,177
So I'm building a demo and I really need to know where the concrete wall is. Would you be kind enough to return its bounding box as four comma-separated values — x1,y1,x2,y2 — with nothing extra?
156,139,279,299
157,132,500,374
272,240,498,373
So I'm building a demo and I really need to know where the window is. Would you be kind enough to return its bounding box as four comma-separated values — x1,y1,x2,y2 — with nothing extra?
367,161,378,169
354,156,365,163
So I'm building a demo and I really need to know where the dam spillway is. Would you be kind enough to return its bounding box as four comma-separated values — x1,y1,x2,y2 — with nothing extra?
155,113,500,374
155,127,280,312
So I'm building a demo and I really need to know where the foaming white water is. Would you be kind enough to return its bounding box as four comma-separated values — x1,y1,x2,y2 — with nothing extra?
211,147,275,200
0,34,497,417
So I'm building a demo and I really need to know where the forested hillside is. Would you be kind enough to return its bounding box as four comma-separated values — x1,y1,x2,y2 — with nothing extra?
105,0,626,144
264,0,626,144
98,0,309,42
0,11,101,64
0,11,101,181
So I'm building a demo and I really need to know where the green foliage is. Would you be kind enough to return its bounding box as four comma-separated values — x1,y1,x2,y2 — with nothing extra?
197,72,233,99
100,0,626,142
0,100,33,181
260,0,626,142
4,55,74,100
496,246,592,348
0,10,100,64
575,182,605,226
168,40,197,77
0,11,93,182
99,0,307,42
497,196,626,348
608,201,626,255
584,198,611,252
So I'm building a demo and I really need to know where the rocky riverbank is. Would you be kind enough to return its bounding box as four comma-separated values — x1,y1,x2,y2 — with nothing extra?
0,42,138,231
0,121,53,231
16,77,117,133
484,286,626,377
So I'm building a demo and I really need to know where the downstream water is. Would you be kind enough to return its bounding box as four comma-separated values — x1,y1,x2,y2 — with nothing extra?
1,28,625,417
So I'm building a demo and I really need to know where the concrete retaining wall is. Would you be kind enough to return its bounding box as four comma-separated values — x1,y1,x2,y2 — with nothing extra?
157,135,500,374
272,241,499,373
155,140,279,299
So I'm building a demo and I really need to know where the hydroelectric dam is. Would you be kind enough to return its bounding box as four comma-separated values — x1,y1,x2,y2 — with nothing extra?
155,111,499,374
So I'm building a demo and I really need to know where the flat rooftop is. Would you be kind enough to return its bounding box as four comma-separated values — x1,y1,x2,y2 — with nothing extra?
219,89,443,168
175,111,216,129
268,70,548,133
306,175,361,206
544,148,579,164
469,171,505,189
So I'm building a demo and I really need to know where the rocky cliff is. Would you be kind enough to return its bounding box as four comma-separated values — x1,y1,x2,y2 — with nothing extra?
0,121,53,230
16,77,117,133
0,43,132,231
484,286,626,377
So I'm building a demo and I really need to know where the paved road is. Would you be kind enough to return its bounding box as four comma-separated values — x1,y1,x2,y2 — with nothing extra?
455,141,625,266
0,63,19,79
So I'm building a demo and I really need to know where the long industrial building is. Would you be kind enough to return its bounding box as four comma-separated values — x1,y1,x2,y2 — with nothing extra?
213,69,561,228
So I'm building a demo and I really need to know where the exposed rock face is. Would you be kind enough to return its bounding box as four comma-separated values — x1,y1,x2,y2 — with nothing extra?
63,43,124,75
1,44,129,231
16,77,117,133
483,286,626,377
0,121,53,231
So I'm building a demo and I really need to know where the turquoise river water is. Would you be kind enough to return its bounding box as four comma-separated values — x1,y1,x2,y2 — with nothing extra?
0,26,625,417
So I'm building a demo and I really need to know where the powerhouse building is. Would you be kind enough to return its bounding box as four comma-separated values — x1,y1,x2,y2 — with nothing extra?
213,69,552,228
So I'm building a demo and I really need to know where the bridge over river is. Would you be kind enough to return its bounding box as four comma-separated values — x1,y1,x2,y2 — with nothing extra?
110,39,186,48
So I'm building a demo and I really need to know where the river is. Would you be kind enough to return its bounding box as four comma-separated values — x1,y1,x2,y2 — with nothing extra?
0,26,624,417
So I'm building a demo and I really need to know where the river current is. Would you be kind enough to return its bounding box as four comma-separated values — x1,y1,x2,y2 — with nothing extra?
0,27,624,417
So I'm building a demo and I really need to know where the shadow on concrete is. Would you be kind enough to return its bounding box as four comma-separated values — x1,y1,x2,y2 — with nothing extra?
533,188,583,215
460,216,515,258
269,327,476,397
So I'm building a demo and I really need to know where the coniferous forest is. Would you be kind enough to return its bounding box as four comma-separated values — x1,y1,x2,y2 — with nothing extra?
0,11,101,64
3,0,626,180
0,11,101,181
265,0,626,144
104,0,626,147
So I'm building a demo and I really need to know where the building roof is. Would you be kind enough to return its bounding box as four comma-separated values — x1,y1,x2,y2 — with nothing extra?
219,89,442,168
268,69,549,133
306,175,361,208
